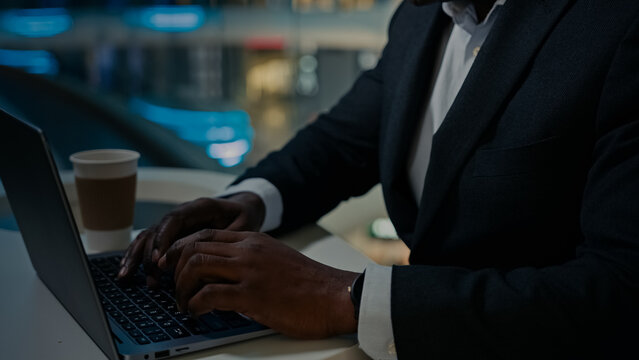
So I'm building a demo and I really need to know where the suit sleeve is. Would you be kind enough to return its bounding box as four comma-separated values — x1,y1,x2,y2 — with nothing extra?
390,16,639,359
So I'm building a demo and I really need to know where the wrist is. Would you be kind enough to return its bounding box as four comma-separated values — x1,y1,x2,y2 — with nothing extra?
326,270,360,335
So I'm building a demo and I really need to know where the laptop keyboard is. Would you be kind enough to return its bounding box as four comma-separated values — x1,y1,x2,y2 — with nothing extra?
90,255,253,345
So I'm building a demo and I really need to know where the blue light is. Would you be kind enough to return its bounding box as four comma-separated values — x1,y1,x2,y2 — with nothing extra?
0,49,59,75
130,98,254,167
127,6,206,33
1,8,72,38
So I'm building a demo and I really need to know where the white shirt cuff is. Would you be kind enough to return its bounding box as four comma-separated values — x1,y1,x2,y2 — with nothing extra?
358,263,397,360
216,178,283,232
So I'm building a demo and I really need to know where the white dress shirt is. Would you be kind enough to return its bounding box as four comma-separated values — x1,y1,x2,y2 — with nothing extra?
221,1,506,358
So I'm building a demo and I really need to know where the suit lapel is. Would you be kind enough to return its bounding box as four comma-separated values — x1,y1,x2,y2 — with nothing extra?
411,0,575,249
381,5,449,241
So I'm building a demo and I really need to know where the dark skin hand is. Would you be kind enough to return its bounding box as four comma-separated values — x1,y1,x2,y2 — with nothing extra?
118,192,265,286
158,229,359,339
117,192,359,338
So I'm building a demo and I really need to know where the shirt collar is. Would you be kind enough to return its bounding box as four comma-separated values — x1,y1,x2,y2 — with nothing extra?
442,0,506,32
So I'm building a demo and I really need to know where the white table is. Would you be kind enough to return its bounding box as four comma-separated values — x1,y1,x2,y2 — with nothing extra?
0,167,373,360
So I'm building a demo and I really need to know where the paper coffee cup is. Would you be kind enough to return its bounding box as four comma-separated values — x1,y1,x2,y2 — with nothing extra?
69,149,140,252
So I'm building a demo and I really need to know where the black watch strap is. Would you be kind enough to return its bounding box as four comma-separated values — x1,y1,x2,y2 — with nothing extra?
350,271,366,320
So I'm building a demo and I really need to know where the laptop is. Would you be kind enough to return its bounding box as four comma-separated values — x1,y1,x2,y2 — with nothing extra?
0,108,274,360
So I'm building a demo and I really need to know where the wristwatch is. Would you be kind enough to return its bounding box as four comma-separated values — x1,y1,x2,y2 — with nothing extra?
349,271,366,320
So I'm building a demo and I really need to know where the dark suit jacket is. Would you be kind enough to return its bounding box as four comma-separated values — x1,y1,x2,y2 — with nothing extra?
235,1,639,358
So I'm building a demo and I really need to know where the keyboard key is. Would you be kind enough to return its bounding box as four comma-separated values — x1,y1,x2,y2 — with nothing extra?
179,317,196,326
128,291,143,299
146,309,163,317
136,321,155,328
180,317,209,334
118,304,136,312
124,308,141,317
128,329,143,337
166,326,189,339
152,314,170,322
159,320,177,329
135,336,150,345
216,311,251,328
215,311,246,321
101,285,117,293
142,327,164,335
176,315,191,323
149,334,170,343
227,317,251,328
131,314,149,323
116,317,129,325
122,322,135,331
186,324,209,335
111,297,128,305
116,301,134,310
200,316,228,332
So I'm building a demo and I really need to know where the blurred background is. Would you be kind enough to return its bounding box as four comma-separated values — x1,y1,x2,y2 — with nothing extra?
0,0,410,265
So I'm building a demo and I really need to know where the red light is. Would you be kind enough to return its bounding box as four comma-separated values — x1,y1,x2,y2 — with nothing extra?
244,36,286,50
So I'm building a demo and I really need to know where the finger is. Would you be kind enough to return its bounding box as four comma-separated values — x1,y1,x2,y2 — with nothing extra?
152,215,183,262
122,229,150,267
175,252,239,312
143,231,161,287
173,230,245,277
160,229,239,271
118,229,151,279
161,229,212,272
187,283,241,316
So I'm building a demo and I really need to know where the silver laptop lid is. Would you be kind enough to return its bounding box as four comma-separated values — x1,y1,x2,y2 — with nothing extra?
0,108,119,360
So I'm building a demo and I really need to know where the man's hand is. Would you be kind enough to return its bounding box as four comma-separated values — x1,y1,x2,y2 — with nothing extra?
158,229,359,339
118,192,265,286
